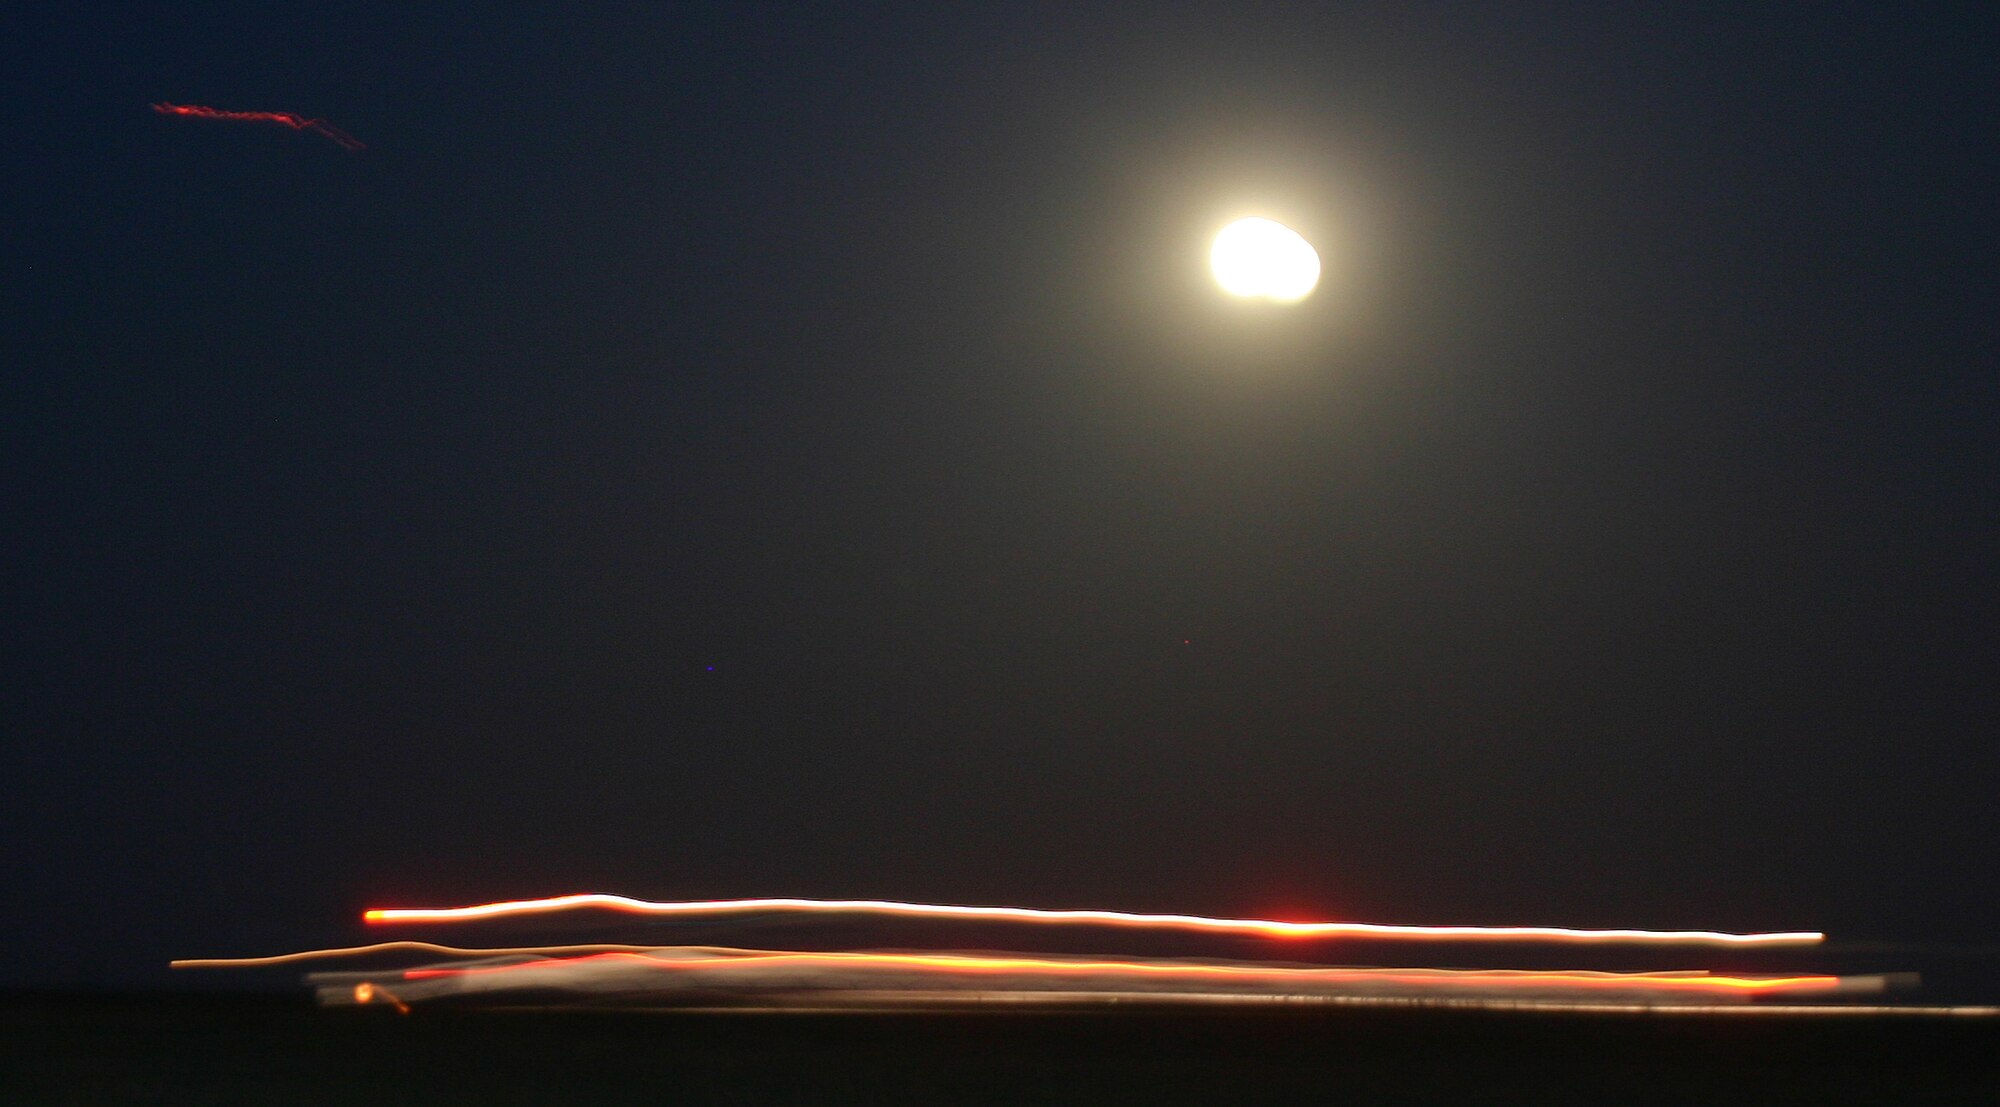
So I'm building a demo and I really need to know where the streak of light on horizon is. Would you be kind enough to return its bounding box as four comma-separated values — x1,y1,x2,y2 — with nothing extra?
177,942,1899,1008
391,949,1848,995
171,941,681,969
362,894,1826,946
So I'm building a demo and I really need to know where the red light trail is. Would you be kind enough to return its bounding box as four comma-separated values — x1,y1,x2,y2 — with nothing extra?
362,893,1826,947
151,102,365,151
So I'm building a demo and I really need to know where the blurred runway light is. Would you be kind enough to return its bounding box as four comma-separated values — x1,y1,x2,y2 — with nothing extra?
292,947,1892,1010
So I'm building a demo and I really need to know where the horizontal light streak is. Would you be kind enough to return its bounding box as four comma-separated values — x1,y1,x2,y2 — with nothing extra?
396,949,1845,996
171,941,673,969
363,893,1824,946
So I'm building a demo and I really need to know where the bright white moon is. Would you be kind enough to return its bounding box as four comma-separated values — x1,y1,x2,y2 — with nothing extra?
1210,217,1320,303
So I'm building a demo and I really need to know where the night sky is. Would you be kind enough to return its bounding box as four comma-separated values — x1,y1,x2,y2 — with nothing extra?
8,5,1996,988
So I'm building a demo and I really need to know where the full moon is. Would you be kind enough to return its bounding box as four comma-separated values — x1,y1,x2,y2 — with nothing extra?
1210,217,1320,303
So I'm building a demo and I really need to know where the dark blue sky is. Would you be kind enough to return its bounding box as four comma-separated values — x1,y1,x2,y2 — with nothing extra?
6,4,1996,986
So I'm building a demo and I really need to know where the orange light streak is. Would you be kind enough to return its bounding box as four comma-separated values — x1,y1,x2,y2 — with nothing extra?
362,894,1824,946
171,941,684,969
398,948,1845,996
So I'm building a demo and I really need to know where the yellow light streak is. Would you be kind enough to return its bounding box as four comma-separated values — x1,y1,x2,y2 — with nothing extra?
398,949,1845,996
362,893,1825,946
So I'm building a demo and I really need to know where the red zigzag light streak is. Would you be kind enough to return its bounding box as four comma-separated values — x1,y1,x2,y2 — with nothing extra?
151,102,364,151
